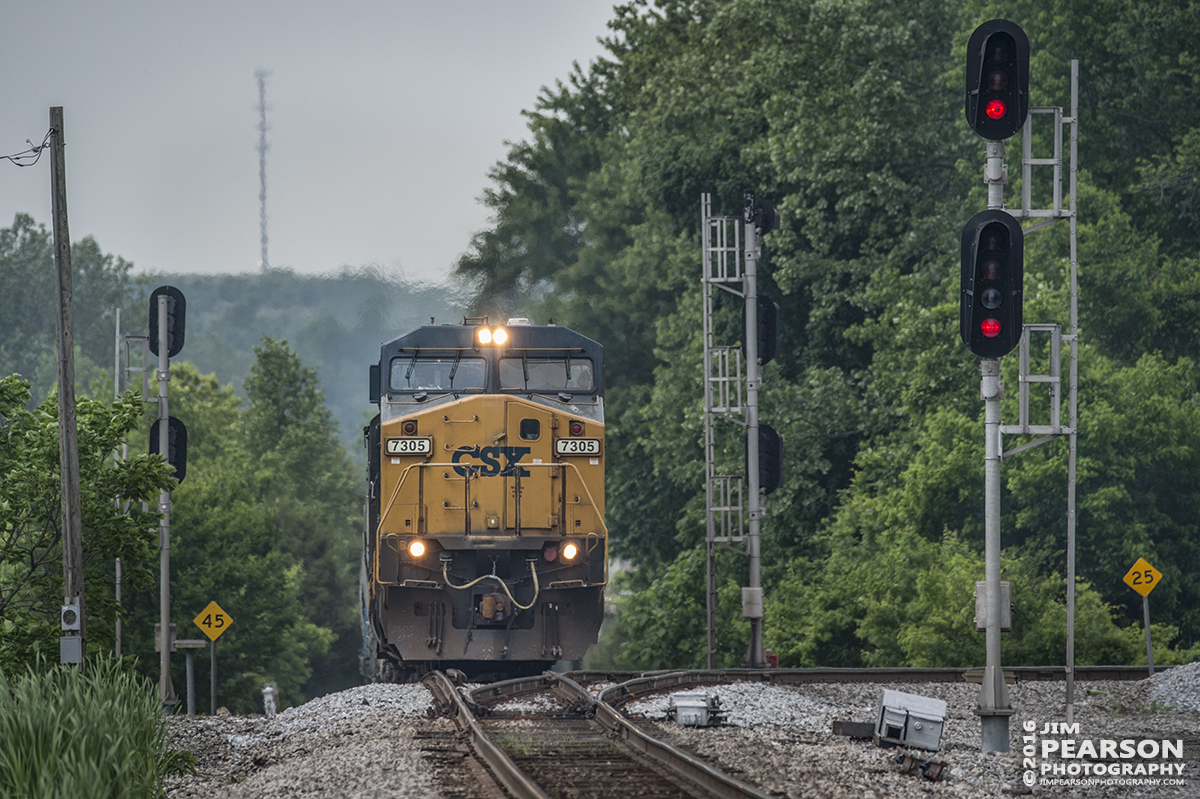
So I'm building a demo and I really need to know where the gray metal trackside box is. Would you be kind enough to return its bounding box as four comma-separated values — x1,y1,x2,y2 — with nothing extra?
874,689,947,751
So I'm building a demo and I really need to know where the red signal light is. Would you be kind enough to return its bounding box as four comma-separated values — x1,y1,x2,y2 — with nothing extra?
985,100,1007,120
981,318,1002,338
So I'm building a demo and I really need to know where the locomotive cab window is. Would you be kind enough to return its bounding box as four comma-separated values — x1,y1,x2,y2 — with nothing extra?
519,419,540,440
390,354,486,393
499,357,594,392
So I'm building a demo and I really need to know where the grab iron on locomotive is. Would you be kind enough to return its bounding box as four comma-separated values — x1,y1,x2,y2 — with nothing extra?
362,317,606,681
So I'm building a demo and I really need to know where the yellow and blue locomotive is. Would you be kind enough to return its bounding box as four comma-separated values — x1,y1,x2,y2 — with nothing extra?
363,318,606,679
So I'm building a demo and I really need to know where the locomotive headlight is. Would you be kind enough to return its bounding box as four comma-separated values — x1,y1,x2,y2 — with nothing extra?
562,543,579,561
408,540,426,558
477,327,508,346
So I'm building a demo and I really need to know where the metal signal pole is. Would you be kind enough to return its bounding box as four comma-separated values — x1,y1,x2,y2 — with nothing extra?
51,106,86,671
977,139,1014,753
742,208,766,670
979,355,1011,750
158,295,176,709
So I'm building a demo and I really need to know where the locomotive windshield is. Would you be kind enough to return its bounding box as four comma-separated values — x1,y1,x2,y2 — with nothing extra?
499,357,595,392
390,354,486,392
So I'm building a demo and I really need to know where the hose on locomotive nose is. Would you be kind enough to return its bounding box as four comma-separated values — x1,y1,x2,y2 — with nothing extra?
441,559,540,611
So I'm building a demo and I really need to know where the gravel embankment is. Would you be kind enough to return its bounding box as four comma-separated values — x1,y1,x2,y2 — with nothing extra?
165,664,1199,798
165,683,444,798
625,663,1199,798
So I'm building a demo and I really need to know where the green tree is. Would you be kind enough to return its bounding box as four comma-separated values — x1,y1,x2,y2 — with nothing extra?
241,337,361,696
122,362,337,712
0,376,173,674
452,0,1200,670
0,214,146,403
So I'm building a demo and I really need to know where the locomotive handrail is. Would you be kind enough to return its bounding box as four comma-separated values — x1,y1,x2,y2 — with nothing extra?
377,462,609,537
556,461,609,536
375,460,608,584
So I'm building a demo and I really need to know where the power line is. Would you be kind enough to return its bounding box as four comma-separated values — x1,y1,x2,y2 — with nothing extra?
2,129,52,167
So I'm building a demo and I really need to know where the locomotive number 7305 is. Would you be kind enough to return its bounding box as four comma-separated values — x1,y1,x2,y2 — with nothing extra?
555,438,600,455
386,437,432,455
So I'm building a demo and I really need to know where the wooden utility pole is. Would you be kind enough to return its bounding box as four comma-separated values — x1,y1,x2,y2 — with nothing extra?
51,106,86,670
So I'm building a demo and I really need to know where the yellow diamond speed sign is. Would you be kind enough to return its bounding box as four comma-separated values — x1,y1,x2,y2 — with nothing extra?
1123,558,1162,598
193,601,233,641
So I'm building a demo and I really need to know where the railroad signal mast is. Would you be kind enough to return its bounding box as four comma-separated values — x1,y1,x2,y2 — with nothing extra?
961,19,1082,751
963,18,1028,754
701,191,783,670
116,286,188,710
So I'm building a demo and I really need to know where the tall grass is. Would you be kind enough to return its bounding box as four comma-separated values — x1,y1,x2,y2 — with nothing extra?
0,655,191,799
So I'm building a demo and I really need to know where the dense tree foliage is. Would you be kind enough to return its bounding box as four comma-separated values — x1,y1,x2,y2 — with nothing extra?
0,220,457,452
5,0,1198,696
121,341,361,712
0,376,174,675
0,214,146,402
455,0,1200,668
142,269,458,453
0,213,462,706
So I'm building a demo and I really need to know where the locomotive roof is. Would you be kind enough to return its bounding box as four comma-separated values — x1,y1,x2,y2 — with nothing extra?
381,323,602,357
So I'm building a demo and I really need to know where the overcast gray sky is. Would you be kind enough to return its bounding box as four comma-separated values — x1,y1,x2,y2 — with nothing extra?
0,1,617,284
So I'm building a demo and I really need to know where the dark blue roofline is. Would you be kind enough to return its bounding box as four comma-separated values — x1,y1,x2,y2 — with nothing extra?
379,324,603,396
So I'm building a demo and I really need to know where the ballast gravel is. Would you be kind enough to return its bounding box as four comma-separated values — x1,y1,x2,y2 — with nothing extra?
624,664,1199,798
165,665,1199,798
164,683,444,798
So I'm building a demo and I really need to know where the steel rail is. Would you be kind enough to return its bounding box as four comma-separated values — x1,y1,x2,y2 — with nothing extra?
449,666,1169,799
468,672,556,707
569,665,1170,694
555,674,775,799
422,671,551,799
469,672,775,798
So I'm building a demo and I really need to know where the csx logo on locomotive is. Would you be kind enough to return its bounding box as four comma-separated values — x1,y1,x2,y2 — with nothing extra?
451,445,532,477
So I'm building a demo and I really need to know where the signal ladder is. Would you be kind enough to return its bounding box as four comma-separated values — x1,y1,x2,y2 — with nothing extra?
701,193,747,669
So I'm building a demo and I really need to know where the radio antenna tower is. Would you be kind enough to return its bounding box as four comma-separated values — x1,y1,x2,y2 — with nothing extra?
256,69,271,271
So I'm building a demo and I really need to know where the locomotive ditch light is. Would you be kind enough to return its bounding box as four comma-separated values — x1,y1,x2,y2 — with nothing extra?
562,543,579,561
408,540,427,558
476,326,509,345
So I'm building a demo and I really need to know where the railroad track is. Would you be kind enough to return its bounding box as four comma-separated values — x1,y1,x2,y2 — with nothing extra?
424,670,774,799
568,664,1170,687
422,665,1173,798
